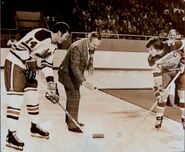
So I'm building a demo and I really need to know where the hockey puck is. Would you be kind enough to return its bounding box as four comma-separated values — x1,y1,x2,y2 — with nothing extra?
92,133,104,138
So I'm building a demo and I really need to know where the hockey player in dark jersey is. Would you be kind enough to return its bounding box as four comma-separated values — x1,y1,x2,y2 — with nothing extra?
4,22,70,151
146,37,185,130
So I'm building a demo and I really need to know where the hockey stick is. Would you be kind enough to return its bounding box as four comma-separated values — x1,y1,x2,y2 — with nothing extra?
38,78,84,132
56,102,83,132
143,69,182,119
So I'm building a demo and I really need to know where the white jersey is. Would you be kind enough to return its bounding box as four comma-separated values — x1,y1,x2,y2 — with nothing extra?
7,28,57,68
6,28,57,78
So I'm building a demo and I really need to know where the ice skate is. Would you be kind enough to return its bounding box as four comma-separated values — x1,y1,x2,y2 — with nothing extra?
6,130,24,151
181,117,185,130
155,116,163,129
30,122,49,139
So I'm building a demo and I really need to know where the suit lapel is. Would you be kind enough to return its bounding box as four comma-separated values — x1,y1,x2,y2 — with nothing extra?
83,39,89,65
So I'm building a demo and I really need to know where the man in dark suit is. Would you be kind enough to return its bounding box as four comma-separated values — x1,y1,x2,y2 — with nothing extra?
58,31,101,133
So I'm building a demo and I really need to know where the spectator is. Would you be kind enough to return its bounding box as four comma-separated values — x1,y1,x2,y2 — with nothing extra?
7,36,17,47
166,29,181,107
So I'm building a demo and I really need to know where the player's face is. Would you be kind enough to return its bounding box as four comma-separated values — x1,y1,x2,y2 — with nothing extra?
89,38,101,50
57,31,69,44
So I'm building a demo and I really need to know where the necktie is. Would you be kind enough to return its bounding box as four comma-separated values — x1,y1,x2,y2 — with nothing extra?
87,50,93,70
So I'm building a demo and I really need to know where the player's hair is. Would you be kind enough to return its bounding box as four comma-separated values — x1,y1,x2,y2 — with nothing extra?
88,31,102,42
52,22,70,34
146,37,164,50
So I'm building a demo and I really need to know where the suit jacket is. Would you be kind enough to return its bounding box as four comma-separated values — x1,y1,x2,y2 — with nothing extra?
58,38,94,89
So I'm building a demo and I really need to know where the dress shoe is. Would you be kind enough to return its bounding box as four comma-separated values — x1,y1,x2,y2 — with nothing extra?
166,101,173,107
77,121,84,127
68,127,83,133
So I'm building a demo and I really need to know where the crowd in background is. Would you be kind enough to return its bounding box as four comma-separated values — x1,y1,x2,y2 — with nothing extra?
46,0,185,37
1,0,185,37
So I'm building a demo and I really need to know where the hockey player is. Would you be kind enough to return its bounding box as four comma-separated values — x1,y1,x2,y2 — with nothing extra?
146,37,185,130
4,22,70,151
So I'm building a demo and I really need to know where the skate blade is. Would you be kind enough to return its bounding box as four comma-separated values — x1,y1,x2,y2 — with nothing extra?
31,133,49,139
6,143,23,151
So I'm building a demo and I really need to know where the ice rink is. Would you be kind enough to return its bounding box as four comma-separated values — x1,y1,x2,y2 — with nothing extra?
1,69,184,152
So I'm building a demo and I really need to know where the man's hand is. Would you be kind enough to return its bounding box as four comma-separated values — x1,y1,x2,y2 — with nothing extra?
82,81,96,90
45,82,59,104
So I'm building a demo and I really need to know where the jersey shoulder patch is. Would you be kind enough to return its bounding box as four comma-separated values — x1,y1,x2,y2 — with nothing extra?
35,29,51,41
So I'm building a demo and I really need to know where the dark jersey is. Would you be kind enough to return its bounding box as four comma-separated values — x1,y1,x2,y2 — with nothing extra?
148,40,185,72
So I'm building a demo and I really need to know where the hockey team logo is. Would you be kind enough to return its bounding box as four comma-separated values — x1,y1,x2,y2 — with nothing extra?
156,50,181,69
172,50,177,57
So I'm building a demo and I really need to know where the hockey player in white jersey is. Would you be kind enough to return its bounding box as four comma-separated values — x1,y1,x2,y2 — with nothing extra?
146,37,185,130
4,22,70,151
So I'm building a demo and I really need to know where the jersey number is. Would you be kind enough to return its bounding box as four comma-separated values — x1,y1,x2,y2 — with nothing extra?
25,38,37,48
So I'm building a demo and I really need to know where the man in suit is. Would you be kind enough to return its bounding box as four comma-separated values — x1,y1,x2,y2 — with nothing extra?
58,31,102,133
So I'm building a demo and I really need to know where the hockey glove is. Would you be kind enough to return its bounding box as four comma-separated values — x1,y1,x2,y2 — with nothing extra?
25,58,38,80
45,82,59,104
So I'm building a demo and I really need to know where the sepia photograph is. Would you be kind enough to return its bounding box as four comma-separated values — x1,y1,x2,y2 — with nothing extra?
1,0,185,151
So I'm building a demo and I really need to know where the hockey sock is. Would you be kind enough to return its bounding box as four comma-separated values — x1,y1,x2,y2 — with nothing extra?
6,95,24,131
27,104,39,124
25,90,39,124
156,102,166,117
178,90,185,118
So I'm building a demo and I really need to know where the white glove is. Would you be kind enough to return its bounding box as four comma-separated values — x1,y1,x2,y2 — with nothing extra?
82,81,96,90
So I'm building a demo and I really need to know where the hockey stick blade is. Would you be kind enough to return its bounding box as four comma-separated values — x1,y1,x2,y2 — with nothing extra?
38,79,83,132
57,102,83,133
144,70,181,119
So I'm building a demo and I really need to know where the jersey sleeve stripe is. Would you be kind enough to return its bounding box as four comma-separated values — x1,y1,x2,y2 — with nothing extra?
21,42,32,53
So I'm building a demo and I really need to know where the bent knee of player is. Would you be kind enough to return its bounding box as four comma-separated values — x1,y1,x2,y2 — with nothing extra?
7,95,24,109
24,90,39,105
